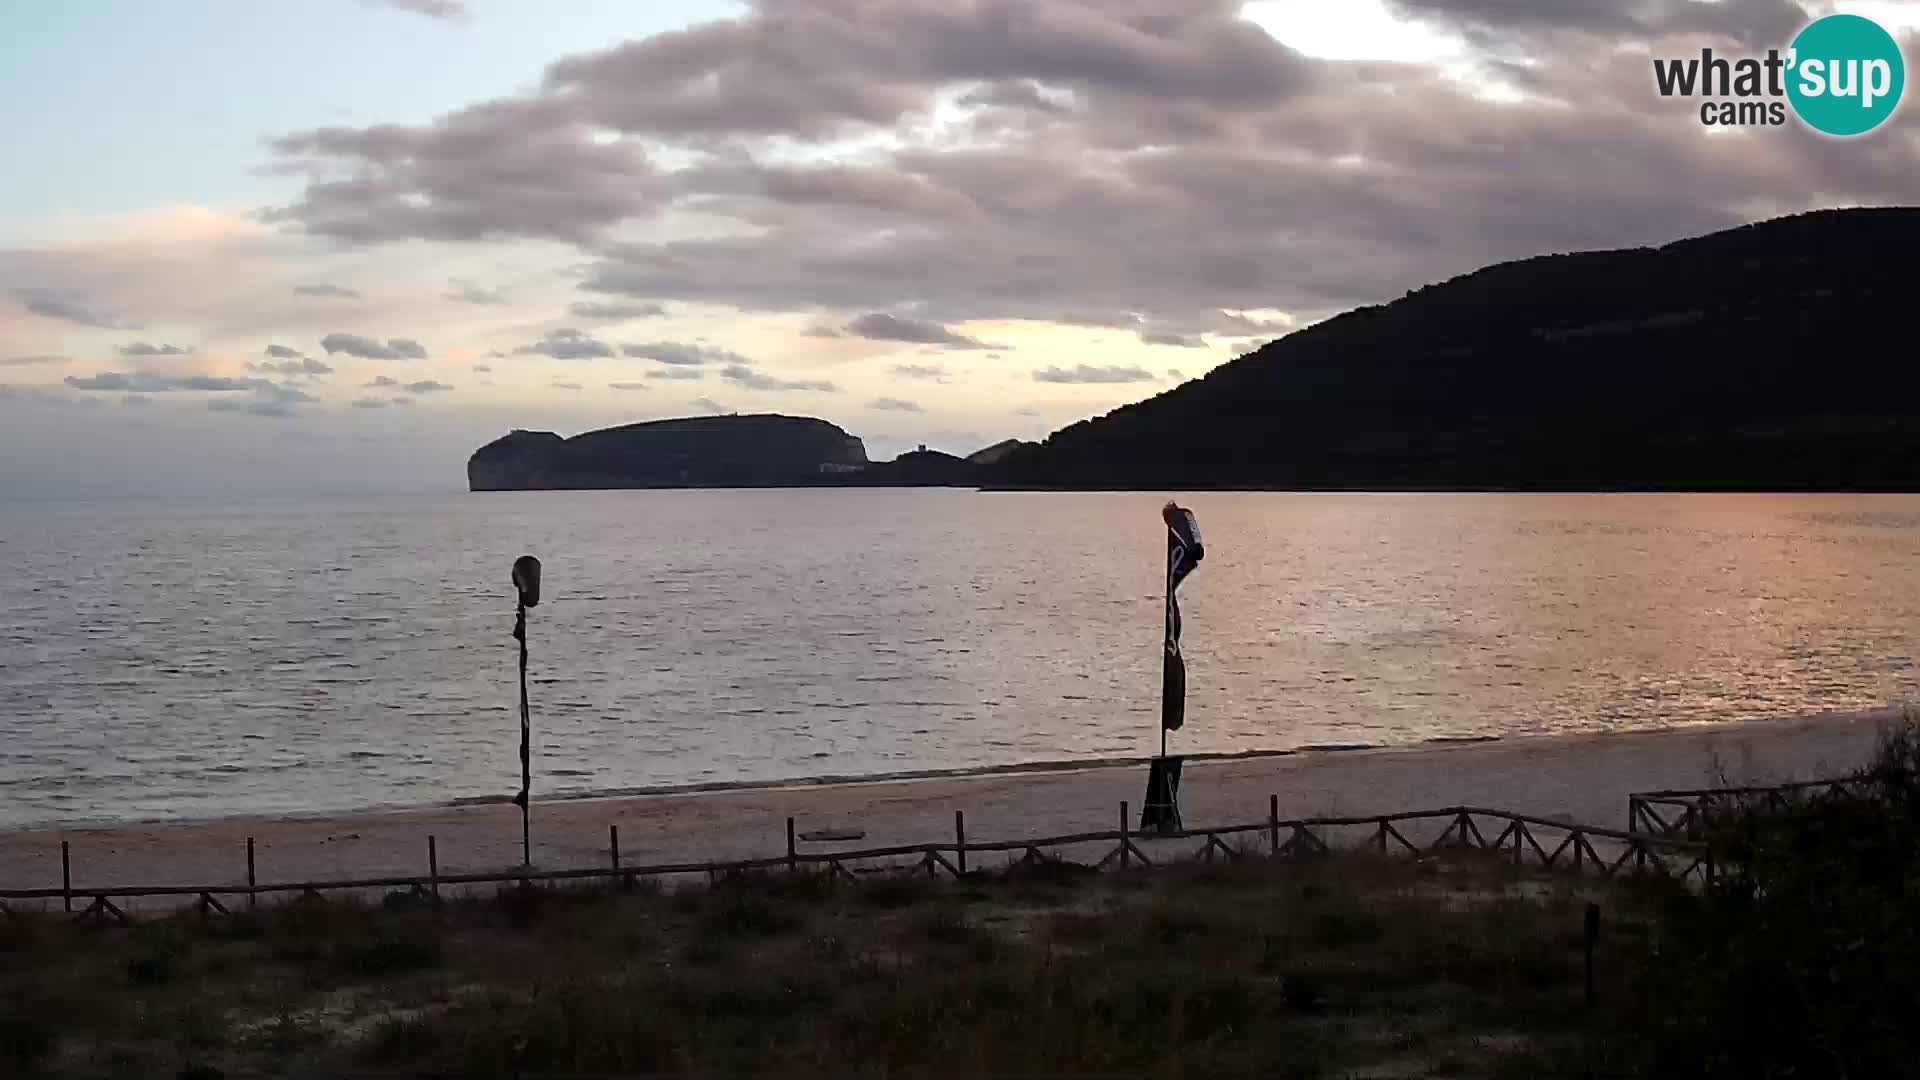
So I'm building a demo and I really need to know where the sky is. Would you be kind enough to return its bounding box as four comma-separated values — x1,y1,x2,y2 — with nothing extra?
3,0,1918,498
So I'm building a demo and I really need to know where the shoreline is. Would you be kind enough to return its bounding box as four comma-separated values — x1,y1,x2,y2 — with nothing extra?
3,706,1906,899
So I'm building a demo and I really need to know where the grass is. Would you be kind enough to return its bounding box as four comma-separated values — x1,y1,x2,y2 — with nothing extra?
0,842,1670,1078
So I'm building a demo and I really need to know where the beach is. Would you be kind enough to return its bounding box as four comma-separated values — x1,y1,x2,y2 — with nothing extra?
2,706,1902,901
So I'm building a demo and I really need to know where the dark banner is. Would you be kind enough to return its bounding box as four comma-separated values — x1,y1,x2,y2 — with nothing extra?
1161,503,1204,732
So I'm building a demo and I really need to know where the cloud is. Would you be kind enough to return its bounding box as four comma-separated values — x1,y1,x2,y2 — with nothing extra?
690,397,732,414
608,382,650,391
801,325,843,339
350,397,391,409
845,313,987,349
117,342,192,357
204,382,317,419
378,0,469,20
647,368,704,381
255,0,1920,349
869,397,923,412
366,375,400,388
514,328,614,360
64,372,261,392
622,341,746,366
473,363,492,373
448,279,507,304
405,380,453,393
265,344,303,359
248,356,335,377
1060,312,1144,329
294,283,361,300
1139,329,1206,348
889,363,948,381
551,380,584,390
718,363,837,392
567,300,665,321
1032,364,1157,384
320,333,427,360
1013,407,1041,417
17,289,138,329
0,355,65,367
209,399,297,419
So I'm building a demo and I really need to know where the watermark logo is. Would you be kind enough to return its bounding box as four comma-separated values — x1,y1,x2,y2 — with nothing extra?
1653,13,1905,136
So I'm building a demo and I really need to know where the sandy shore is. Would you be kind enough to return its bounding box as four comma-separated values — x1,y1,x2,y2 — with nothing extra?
3,707,1904,900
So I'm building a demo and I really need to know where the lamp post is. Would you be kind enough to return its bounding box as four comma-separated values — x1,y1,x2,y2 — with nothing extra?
510,555,542,869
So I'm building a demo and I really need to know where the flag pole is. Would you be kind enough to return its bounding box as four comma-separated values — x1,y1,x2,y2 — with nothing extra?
510,555,542,871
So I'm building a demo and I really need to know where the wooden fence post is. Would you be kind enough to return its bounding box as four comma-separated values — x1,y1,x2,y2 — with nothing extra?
427,835,440,904
609,825,621,886
786,816,797,876
61,840,72,914
955,810,967,876
246,837,257,912
1120,802,1130,869
1269,795,1280,857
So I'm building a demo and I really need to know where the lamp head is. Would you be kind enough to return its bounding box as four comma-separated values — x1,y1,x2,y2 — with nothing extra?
512,555,542,608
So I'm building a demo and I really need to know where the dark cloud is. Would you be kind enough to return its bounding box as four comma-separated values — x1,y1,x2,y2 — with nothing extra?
691,397,732,414
17,289,138,329
622,341,746,366
608,381,651,391
379,0,469,20
265,344,304,359
1384,0,1810,48
366,375,400,388
321,333,428,360
801,324,843,338
515,328,615,360
1059,312,1144,329
889,363,948,381
122,394,152,407
869,397,923,412
551,380,584,390
406,380,454,393
266,97,664,244
117,342,191,357
473,363,492,373
1213,311,1292,337
294,283,361,299
261,0,1920,337
64,372,261,392
1,355,65,367
647,368,705,381
567,300,666,321
1139,328,1205,348
205,383,317,419
845,313,989,349
447,279,508,304
249,356,335,377
1032,364,1156,384
718,363,837,392
350,397,392,409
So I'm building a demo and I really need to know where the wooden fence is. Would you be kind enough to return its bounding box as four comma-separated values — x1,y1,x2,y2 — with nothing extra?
0,798,1708,924
1626,775,1873,839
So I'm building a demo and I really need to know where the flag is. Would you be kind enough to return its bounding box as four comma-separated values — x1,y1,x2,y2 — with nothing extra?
1161,502,1204,732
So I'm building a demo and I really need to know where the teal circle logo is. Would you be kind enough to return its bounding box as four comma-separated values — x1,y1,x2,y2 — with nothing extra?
1787,14,1905,136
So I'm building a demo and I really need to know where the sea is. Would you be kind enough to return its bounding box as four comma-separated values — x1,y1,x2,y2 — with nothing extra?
1,491,1916,830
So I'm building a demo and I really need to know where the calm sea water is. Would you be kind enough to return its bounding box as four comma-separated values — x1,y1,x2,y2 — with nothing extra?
1,491,1916,829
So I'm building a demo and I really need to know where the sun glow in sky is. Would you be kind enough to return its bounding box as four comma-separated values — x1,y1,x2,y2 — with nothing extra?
1,0,1915,498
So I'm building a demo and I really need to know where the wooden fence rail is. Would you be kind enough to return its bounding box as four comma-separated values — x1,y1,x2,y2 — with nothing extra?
1,801,1708,923
1626,775,1873,838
